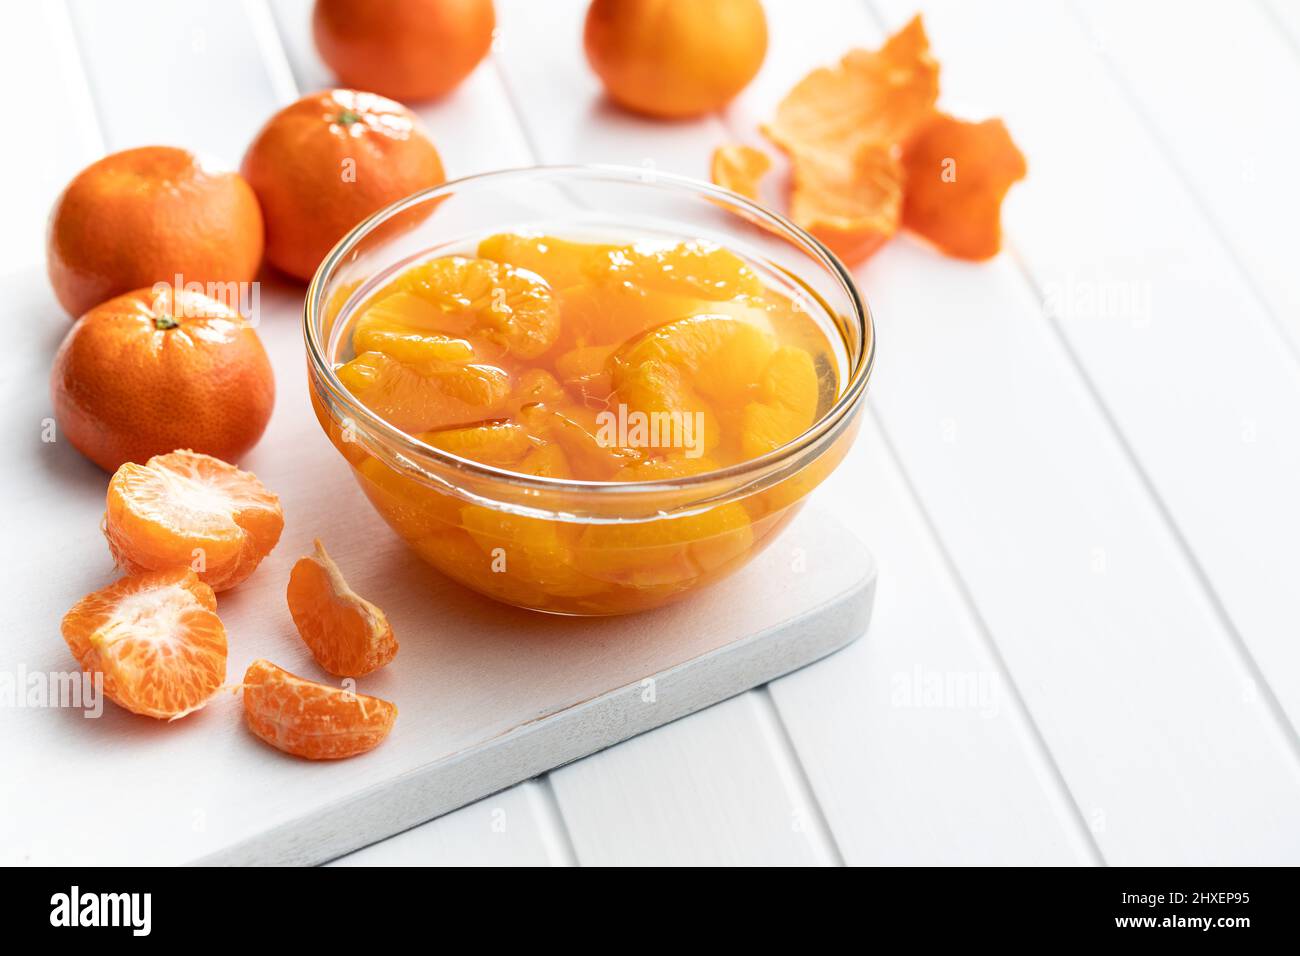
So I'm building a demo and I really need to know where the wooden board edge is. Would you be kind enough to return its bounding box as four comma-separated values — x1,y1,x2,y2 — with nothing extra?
196,552,877,866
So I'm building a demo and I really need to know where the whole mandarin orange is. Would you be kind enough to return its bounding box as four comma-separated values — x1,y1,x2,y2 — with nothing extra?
584,0,768,119
51,287,274,472
46,146,263,318
312,0,496,102
241,89,446,281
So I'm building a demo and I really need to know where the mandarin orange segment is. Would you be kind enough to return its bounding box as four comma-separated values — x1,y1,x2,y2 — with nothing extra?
520,401,646,478
103,450,284,592
287,539,398,678
608,359,721,455
617,240,764,301
477,232,616,290
421,421,534,466
242,658,397,760
555,344,617,403
790,143,903,266
61,568,227,720
397,256,561,359
763,15,938,160
352,292,478,365
742,346,821,458
507,367,567,414
576,502,754,581
613,313,777,405
460,507,605,598
711,144,772,202
337,350,511,434
516,443,573,479
355,454,459,541
547,239,767,350
612,456,721,481
902,113,1027,261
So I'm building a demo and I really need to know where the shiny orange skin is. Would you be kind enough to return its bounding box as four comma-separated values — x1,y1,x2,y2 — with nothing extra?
47,146,263,318
51,288,274,472
241,90,446,281
312,0,496,102
584,0,768,119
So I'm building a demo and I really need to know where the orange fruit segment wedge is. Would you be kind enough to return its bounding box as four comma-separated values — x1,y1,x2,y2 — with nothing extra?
286,540,398,677
477,232,616,290
352,292,478,365
711,144,772,201
336,350,511,434
104,450,284,592
902,113,1027,261
421,421,533,466
242,658,397,760
613,313,777,405
61,568,227,720
742,346,821,458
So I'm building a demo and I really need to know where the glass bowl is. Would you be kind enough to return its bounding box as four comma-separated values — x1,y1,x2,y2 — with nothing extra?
304,165,874,616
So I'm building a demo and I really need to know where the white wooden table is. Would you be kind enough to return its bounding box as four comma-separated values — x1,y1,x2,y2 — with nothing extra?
6,0,1300,866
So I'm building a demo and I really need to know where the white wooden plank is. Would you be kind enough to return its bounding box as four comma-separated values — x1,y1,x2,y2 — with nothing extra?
329,783,569,866
731,0,1097,866
871,0,1300,750
67,0,287,164
1072,0,1300,350
729,0,1300,863
51,0,560,866
492,0,727,175
492,0,1103,865
1262,0,1300,55
0,1,101,272
772,421,1098,864
548,694,834,866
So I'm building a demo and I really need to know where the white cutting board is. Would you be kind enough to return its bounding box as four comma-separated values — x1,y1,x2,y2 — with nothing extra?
0,268,874,866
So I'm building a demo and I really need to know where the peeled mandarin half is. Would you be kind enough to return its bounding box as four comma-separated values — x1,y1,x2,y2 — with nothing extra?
61,568,227,720
103,450,284,592
287,540,398,678
242,658,397,760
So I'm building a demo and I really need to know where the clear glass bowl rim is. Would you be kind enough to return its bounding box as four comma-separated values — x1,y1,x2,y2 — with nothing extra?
303,163,876,499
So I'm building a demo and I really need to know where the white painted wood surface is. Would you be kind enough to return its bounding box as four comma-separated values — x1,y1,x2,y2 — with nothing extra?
4,0,1300,865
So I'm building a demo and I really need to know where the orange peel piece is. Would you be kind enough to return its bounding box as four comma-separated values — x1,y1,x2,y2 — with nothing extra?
286,539,398,677
763,16,939,160
710,144,772,202
902,113,1027,261
790,143,903,266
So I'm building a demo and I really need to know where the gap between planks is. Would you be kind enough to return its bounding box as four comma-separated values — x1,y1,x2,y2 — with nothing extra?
861,0,1300,764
